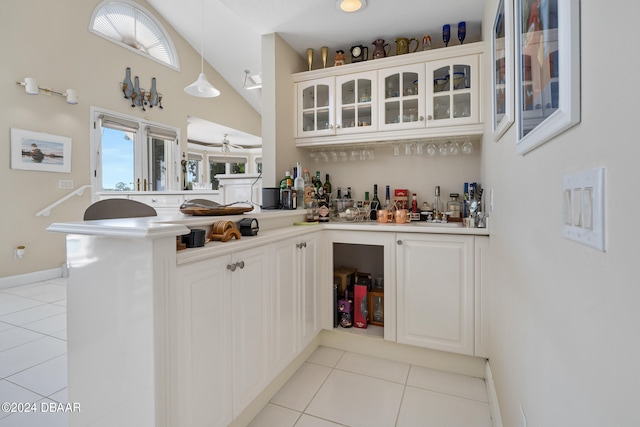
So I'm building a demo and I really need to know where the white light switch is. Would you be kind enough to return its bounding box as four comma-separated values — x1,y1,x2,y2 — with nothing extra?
562,168,605,251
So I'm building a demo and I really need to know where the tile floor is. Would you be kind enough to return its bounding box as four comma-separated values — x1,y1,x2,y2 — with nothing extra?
0,278,68,427
0,279,492,427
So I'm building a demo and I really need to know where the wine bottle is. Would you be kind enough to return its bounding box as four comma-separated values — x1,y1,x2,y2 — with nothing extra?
315,171,324,200
323,174,332,203
370,185,381,220
384,185,391,209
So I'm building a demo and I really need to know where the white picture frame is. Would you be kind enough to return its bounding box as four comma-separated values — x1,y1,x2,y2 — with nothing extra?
492,0,515,140
515,0,580,155
10,128,72,173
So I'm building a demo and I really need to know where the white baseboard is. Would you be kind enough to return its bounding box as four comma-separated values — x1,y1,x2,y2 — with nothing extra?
0,267,63,290
485,360,504,427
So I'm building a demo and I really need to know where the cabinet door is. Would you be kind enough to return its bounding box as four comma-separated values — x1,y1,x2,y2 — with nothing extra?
300,233,319,348
336,71,377,134
176,256,233,427
426,55,479,127
231,245,271,417
378,64,425,131
396,234,474,355
271,239,299,374
297,77,335,137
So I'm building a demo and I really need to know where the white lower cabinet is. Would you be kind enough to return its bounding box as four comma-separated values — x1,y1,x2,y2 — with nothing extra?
175,254,233,427
175,244,271,426
175,233,320,426
396,233,475,356
271,232,320,373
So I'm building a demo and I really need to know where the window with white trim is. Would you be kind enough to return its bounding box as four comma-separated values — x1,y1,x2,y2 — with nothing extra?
208,155,247,189
89,0,180,70
92,108,179,193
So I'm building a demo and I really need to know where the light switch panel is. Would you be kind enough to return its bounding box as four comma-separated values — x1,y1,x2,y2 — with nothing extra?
562,168,605,251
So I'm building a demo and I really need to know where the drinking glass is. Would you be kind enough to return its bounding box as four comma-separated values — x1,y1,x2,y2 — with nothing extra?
449,141,460,156
443,24,451,47
426,143,437,157
462,139,474,155
439,142,449,156
393,143,401,156
416,142,424,155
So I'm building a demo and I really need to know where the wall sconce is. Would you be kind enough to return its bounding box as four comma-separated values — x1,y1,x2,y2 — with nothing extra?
16,78,78,104
243,70,262,90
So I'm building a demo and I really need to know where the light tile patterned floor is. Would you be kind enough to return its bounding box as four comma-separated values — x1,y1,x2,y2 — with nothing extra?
0,280,492,427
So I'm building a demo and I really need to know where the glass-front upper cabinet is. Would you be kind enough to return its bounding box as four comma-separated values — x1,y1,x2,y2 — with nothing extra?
335,71,377,134
378,64,425,131
425,55,480,127
296,77,335,137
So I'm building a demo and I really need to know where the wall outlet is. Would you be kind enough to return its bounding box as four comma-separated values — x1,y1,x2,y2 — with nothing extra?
58,179,74,189
520,405,527,427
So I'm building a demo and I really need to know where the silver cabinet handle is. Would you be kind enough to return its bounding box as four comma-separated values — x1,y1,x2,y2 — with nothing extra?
419,116,425,121
237,261,245,269
397,240,403,245
296,243,302,249
302,242,307,248
427,115,433,120
227,263,236,272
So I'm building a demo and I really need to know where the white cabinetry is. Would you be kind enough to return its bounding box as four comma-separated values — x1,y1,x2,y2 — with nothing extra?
396,233,474,355
378,63,425,131
175,244,271,424
294,43,484,147
271,232,320,374
175,255,233,427
297,77,335,137
425,54,480,127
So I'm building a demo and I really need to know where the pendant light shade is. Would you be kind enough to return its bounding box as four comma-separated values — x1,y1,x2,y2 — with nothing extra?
185,73,220,97
184,0,220,98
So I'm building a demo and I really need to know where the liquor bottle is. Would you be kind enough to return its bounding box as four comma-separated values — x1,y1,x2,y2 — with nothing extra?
384,185,391,209
280,171,292,209
323,174,332,203
303,169,315,209
363,191,370,211
318,196,330,222
447,193,462,218
280,171,291,190
294,162,305,209
411,193,418,213
314,171,323,200
369,185,381,220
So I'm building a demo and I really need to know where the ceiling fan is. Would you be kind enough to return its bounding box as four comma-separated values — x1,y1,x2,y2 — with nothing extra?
220,134,243,153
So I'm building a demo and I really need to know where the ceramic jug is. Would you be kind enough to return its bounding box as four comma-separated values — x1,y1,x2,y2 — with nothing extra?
395,37,419,55
372,39,390,59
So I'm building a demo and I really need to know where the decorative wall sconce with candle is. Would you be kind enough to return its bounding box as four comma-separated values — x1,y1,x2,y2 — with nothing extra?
16,78,78,104
120,67,163,111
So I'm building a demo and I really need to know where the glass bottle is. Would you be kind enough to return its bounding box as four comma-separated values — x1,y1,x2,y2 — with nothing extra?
370,185,381,220
447,193,462,218
323,173,332,203
294,162,305,209
303,169,315,209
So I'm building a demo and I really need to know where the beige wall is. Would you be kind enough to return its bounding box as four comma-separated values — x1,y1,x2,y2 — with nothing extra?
481,1,640,426
0,0,261,278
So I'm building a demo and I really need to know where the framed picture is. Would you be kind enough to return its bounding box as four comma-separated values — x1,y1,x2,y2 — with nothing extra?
492,0,514,140
515,0,580,155
10,128,72,173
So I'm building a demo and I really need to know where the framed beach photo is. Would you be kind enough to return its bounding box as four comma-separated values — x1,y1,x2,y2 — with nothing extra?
10,128,72,173
515,0,580,154
492,0,514,140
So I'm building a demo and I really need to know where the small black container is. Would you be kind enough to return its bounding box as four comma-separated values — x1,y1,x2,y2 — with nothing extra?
183,229,206,248
262,187,281,210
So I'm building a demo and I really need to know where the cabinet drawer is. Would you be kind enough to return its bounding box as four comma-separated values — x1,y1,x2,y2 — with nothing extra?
130,195,185,208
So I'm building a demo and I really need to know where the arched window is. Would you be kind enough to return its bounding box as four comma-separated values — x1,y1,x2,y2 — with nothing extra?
89,0,180,70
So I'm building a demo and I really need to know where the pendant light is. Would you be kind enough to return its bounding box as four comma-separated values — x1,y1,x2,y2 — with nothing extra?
184,0,220,97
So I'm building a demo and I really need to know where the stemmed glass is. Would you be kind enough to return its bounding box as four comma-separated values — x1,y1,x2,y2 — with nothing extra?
458,21,466,45
443,24,451,47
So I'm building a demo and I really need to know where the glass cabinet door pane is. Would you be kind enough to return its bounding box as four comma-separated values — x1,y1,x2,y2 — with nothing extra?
302,111,315,132
342,80,355,105
433,95,450,120
433,66,450,93
385,101,400,124
403,72,419,96
358,79,371,102
452,65,471,90
317,110,330,130
358,105,372,127
385,74,400,98
403,99,419,122
342,106,356,128
317,85,329,108
302,86,314,109
453,93,471,118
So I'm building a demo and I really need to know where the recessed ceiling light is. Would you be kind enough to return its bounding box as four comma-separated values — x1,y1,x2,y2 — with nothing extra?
336,0,367,13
